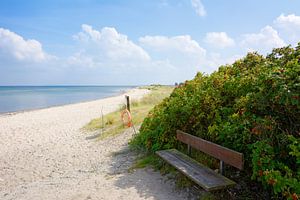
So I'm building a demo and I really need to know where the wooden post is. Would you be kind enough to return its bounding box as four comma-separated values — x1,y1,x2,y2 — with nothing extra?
125,95,130,112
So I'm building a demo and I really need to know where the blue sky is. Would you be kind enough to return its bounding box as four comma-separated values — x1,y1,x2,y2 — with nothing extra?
0,0,300,85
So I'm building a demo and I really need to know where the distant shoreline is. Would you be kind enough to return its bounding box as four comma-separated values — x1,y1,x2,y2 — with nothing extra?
0,86,140,117
0,86,139,115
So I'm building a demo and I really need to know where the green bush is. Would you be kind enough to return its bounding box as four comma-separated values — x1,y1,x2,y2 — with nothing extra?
130,44,300,199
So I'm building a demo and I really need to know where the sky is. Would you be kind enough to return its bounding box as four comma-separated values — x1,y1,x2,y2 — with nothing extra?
0,0,300,85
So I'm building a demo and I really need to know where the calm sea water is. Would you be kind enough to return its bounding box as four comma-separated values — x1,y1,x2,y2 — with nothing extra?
0,86,135,113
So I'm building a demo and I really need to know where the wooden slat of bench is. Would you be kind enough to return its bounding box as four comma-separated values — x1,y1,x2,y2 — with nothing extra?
156,149,236,191
176,130,244,170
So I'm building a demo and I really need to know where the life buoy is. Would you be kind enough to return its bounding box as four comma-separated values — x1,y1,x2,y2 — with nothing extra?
121,109,132,127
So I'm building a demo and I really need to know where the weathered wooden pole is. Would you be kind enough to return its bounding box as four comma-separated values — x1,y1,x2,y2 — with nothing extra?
125,95,130,112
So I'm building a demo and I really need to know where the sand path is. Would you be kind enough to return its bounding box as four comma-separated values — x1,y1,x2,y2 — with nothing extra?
0,89,196,200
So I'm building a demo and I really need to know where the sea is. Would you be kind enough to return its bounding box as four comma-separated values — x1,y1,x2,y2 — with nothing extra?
0,86,136,114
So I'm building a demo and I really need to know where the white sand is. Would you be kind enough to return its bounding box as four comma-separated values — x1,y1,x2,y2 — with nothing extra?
0,88,196,200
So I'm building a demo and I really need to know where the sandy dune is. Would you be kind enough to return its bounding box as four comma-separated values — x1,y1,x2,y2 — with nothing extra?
0,89,196,200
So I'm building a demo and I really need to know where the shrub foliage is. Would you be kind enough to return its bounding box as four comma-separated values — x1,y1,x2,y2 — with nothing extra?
130,44,300,199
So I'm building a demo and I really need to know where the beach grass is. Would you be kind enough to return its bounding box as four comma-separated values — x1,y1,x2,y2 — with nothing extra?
130,154,161,170
83,85,173,139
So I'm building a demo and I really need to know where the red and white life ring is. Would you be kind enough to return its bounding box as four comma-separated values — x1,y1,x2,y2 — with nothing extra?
121,109,132,127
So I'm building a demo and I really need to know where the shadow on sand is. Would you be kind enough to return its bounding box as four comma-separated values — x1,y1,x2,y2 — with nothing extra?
106,144,202,200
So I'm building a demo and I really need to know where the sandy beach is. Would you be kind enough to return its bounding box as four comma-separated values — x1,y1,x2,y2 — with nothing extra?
0,88,196,200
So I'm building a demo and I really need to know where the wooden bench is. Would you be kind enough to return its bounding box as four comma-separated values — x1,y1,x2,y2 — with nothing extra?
156,130,244,191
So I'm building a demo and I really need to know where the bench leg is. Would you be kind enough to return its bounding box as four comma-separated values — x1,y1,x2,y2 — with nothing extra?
187,144,191,156
220,161,224,175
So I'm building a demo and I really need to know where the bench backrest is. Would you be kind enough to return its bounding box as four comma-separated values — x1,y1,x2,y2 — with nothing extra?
176,130,244,170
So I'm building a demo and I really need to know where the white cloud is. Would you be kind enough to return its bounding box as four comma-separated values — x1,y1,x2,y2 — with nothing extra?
211,53,244,66
67,51,97,68
240,26,286,54
139,34,246,74
0,28,50,62
204,32,235,48
73,24,150,64
191,0,206,17
139,35,213,76
139,35,206,56
274,14,300,45
274,13,300,28
71,27,239,79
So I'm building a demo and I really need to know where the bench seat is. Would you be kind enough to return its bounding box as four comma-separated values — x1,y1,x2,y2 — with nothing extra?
156,149,236,191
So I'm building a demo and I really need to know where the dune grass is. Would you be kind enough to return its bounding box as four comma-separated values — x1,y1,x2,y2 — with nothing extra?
83,85,173,139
